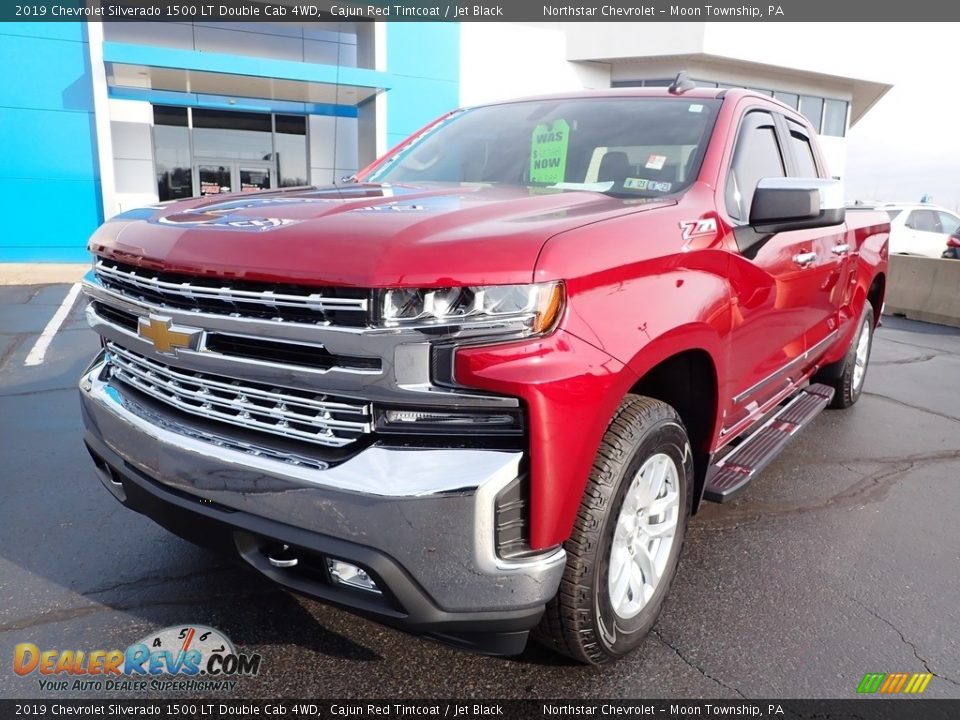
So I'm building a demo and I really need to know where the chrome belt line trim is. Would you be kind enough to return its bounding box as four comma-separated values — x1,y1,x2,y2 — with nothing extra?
95,260,368,313
732,328,840,406
82,355,524,498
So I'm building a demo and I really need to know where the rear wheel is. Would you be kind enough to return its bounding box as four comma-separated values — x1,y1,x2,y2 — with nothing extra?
825,304,875,409
534,396,693,665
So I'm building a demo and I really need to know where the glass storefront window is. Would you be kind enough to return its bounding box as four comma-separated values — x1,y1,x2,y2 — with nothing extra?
192,109,273,161
275,115,308,187
153,107,193,201
150,106,327,198
799,95,824,133
822,99,848,137
773,91,799,109
154,105,188,127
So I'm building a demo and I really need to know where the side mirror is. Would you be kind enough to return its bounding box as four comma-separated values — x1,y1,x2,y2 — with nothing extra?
749,178,845,233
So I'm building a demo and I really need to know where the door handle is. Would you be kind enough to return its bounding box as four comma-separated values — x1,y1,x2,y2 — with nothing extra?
793,251,817,267
831,243,851,255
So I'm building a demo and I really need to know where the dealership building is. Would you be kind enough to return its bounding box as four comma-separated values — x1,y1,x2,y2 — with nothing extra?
1,21,891,262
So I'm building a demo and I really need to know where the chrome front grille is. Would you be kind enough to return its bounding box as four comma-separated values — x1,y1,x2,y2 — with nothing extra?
123,393,330,471
105,342,372,448
94,260,369,326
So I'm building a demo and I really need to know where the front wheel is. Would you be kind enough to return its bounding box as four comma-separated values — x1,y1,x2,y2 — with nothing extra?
534,396,693,665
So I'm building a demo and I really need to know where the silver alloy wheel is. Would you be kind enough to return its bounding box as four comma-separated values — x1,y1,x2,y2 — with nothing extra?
607,452,681,620
852,318,871,391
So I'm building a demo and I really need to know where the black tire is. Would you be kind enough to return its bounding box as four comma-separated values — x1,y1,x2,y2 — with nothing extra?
533,395,693,665
825,303,875,409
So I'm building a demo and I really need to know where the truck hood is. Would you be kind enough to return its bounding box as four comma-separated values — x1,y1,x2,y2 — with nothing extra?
91,183,673,287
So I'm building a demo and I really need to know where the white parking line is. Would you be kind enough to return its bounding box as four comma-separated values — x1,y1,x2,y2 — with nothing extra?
24,283,83,367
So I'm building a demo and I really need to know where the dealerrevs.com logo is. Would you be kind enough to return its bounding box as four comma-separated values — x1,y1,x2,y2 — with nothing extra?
14,625,262,693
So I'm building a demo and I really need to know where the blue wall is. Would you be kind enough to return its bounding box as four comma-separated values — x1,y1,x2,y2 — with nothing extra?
384,23,460,151
0,24,102,262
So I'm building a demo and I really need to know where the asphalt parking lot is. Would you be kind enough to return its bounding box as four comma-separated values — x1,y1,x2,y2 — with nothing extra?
1,282,958,700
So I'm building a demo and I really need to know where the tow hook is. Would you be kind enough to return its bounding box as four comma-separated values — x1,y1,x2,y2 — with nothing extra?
265,543,299,568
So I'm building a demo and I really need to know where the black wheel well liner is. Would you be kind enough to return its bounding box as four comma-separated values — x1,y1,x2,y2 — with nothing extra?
628,349,717,512
867,272,886,326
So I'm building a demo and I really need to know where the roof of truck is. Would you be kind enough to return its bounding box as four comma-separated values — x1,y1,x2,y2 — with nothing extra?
468,86,798,117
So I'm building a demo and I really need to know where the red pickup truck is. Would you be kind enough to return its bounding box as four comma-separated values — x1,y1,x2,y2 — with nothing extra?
79,83,889,664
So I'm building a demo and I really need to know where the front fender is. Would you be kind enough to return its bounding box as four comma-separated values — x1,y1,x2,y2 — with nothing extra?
455,330,638,549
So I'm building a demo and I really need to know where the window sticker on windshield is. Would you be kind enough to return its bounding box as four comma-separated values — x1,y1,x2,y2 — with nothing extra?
530,119,570,184
650,180,672,192
645,154,667,170
688,104,704,113
624,178,650,191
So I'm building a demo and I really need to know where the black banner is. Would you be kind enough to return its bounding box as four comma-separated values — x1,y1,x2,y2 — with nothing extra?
5,0,960,22
1,700,959,720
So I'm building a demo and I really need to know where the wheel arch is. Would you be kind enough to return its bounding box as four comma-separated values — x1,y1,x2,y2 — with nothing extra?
623,336,722,513
867,272,886,327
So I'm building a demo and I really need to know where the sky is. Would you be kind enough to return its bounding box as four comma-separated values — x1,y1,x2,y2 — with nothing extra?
841,24,960,211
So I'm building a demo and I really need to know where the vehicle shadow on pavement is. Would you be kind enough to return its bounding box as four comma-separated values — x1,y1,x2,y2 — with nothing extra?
157,558,386,664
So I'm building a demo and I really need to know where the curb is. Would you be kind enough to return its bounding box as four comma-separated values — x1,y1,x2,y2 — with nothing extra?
0,264,89,286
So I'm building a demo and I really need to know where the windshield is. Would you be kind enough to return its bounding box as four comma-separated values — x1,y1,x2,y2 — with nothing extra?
367,97,721,197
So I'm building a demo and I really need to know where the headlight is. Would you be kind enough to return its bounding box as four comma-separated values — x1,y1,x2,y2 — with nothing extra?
379,281,564,337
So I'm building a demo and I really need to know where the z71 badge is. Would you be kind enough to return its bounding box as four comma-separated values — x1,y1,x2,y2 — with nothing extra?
680,217,718,242
680,218,717,240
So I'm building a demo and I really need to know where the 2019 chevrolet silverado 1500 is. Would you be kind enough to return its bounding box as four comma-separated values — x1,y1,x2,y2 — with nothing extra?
79,82,889,664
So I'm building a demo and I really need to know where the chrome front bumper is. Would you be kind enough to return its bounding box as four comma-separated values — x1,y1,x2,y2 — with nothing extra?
79,351,565,618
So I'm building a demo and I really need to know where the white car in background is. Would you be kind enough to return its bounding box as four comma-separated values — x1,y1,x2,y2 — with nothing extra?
880,203,960,258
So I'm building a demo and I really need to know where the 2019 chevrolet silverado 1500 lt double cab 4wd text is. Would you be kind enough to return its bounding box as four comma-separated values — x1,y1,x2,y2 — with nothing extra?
79,82,889,664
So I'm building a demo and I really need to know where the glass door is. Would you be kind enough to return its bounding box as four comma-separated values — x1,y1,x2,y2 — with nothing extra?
196,163,234,196
238,164,272,193
194,161,274,196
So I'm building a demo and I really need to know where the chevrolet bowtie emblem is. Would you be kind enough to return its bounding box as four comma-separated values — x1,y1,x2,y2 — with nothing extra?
137,315,201,354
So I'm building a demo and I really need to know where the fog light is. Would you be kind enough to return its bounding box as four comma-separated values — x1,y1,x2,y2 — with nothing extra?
327,559,381,594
